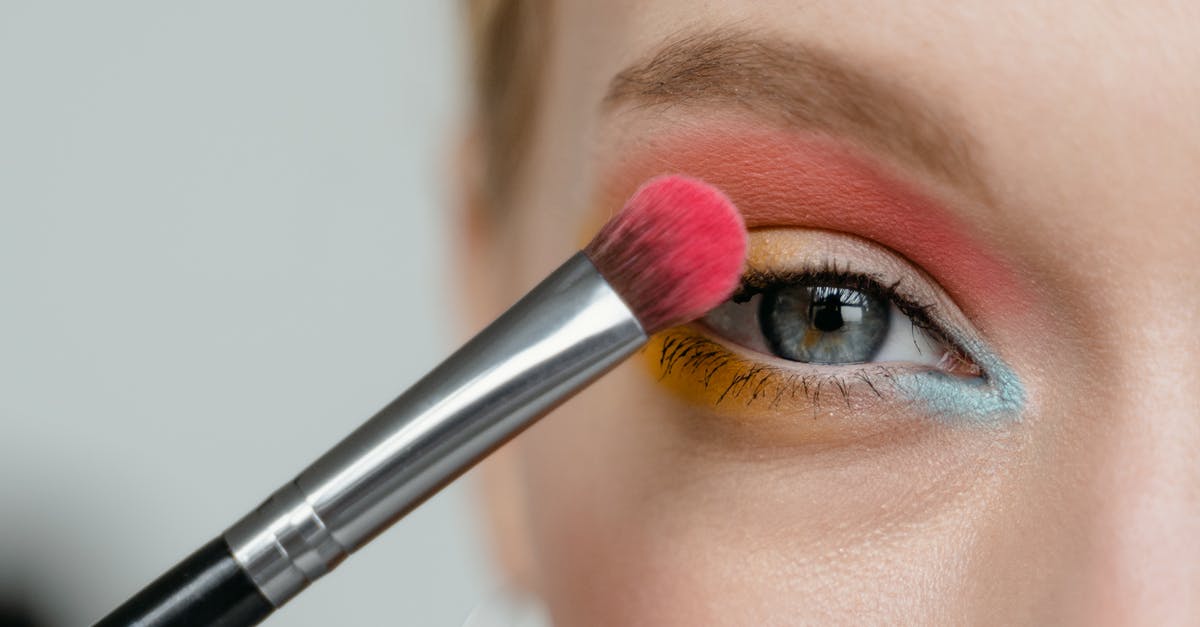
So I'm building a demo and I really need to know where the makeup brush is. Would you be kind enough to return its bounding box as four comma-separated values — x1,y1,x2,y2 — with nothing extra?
96,174,747,626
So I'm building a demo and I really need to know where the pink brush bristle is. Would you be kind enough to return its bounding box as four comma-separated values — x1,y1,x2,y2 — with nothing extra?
584,174,747,334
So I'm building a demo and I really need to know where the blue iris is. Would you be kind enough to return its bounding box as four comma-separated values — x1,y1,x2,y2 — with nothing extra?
760,285,890,364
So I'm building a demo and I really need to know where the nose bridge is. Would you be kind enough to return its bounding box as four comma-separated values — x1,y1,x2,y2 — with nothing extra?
1082,284,1200,624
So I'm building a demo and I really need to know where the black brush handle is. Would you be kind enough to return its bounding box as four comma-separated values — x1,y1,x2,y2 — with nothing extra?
95,537,274,627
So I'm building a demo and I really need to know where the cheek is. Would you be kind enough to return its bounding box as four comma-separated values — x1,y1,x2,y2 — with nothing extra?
515,364,721,622
513,358,1020,623
518,363,788,623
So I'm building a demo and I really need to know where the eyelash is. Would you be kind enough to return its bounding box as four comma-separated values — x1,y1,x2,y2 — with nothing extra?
659,263,980,408
736,263,932,321
657,331,909,409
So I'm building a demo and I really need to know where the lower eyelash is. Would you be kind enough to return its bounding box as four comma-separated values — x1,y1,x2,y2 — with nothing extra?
657,329,910,410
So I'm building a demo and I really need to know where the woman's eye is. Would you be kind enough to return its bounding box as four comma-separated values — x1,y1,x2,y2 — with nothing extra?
703,275,947,367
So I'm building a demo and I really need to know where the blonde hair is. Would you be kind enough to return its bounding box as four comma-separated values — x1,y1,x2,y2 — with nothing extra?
463,0,552,211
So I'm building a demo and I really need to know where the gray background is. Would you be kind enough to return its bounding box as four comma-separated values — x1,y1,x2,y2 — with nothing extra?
0,2,495,624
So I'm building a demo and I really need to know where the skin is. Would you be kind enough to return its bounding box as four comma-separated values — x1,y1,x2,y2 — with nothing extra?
461,2,1200,624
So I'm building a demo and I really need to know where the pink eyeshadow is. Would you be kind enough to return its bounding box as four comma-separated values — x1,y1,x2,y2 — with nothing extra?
599,127,1032,320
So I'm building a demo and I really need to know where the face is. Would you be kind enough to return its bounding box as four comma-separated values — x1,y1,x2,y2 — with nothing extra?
468,1,1200,624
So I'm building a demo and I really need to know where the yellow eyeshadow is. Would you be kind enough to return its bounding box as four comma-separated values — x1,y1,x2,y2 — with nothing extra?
643,329,748,408
642,328,888,413
640,328,931,447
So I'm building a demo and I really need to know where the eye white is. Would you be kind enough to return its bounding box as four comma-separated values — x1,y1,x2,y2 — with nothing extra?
871,303,944,365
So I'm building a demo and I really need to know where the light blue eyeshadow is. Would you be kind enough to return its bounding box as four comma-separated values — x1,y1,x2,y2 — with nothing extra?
891,335,1025,422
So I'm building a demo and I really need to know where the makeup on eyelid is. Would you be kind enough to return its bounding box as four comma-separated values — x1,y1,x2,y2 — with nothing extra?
598,123,1034,323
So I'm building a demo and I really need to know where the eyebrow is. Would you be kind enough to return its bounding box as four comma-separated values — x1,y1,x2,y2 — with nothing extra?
603,30,984,194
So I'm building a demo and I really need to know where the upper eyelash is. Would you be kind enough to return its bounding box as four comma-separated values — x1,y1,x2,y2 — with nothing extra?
734,262,932,325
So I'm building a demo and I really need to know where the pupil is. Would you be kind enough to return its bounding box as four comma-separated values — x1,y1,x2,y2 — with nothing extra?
812,297,844,332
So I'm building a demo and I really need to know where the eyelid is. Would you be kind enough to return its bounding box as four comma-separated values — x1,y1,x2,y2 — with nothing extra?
594,123,1033,323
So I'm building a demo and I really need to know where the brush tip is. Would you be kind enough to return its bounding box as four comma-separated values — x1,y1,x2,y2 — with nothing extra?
584,175,747,333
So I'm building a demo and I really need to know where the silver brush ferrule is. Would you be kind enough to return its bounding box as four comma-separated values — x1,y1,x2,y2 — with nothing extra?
222,252,646,607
